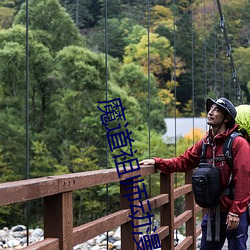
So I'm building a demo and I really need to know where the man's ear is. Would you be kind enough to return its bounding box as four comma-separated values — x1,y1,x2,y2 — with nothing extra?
224,114,232,123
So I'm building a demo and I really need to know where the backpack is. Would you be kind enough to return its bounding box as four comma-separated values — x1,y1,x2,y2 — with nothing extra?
192,162,221,208
192,131,241,208
235,105,250,142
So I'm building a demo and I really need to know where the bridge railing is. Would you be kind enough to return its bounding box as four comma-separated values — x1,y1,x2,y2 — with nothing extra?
0,165,203,250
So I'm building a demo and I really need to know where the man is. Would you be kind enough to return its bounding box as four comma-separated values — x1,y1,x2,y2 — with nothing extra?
139,97,250,250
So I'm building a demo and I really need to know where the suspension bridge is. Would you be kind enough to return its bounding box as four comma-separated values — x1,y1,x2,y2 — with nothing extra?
0,0,249,249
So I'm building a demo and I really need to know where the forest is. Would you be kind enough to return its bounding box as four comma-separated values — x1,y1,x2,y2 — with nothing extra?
0,0,249,228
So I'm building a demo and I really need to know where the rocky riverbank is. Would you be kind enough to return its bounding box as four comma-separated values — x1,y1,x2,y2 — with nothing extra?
0,225,123,249
0,225,43,249
0,225,191,249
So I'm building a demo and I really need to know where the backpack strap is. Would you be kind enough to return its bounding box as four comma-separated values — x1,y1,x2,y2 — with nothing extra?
223,131,242,169
200,142,208,163
223,132,242,200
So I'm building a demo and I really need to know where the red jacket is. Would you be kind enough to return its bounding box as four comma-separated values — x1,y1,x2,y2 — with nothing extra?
154,124,250,216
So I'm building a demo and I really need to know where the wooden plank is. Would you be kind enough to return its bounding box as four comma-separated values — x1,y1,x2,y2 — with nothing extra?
143,194,169,211
58,165,156,192
175,236,193,250
161,173,174,250
120,177,140,250
196,226,202,237
73,209,131,245
195,204,203,213
185,171,197,250
174,184,192,199
154,226,169,241
44,192,73,250
0,177,59,206
0,165,156,206
22,238,59,250
73,194,169,246
174,210,192,229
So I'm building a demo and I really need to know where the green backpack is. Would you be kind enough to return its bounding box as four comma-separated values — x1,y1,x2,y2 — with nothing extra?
235,105,250,142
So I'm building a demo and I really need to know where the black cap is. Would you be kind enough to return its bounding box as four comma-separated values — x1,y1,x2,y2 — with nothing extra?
206,97,237,119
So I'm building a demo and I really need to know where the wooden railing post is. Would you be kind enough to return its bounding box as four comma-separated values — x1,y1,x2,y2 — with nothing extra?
185,171,196,250
44,192,73,250
120,177,139,250
161,173,174,250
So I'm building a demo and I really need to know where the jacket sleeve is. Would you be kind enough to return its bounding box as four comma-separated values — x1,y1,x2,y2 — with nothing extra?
153,140,203,174
229,136,250,215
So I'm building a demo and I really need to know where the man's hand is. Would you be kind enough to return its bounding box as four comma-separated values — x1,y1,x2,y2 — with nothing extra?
139,159,155,165
226,213,240,230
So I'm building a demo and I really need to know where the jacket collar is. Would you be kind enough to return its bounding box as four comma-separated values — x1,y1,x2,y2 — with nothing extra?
206,124,239,143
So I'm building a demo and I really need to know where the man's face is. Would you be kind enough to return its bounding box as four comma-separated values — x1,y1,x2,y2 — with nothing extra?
207,104,226,127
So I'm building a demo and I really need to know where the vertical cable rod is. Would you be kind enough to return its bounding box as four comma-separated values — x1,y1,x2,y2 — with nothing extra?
173,0,179,245
213,0,217,94
203,0,207,98
104,0,109,247
147,0,151,168
76,0,79,27
191,0,195,145
25,0,30,245
147,0,152,233
215,0,242,103
173,1,177,158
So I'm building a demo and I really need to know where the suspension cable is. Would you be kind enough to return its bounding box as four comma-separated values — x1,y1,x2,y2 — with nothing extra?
173,1,177,157
147,0,151,175
216,0,242,104
191,0,195,144
203,0,207,98
147,0,152,233
25,0,30,245
172,0,179,245
25,0,30,246
213,0,217,94
218,33,225,96
104,0,109,247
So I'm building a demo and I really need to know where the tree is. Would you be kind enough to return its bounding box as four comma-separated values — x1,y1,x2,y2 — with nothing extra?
86,17,139,60
0,25,56,132
30,141,58,177
124,32,185,88
61,0,101,29
0,6,15,29
98,0,146,22
50,46,141,167
148,5,174,33
14,0,84,52
234,46,250,102
116,63,166,132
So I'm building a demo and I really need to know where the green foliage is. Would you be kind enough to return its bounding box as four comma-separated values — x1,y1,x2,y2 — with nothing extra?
234,46,250,102
124,32,174,75
61,0,101,28
30,141,57,177
0,0,249,229
0,40,26,102
149,5,174,32
86,17,138,60
14,0,85,52
0,112,26,180
0,7,15,29
116,63,165,131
